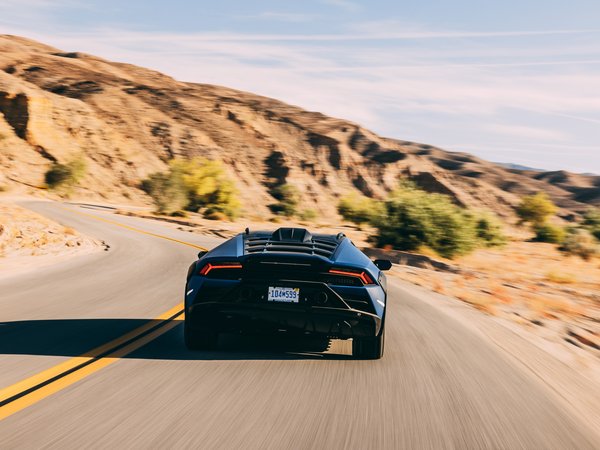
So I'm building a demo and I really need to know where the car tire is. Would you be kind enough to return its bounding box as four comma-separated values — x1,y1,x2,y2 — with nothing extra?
184,318,218,351
352,323,385,359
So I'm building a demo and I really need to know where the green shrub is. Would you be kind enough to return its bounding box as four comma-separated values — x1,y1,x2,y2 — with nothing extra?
373,185,479,258
299,209,318,221
269,184,300,217
582,208,600,241
204,209,229,221
142,158,240,219
140,171,187,215
338,193,384,224
45,155,87,190
516,192,556,226
532,223,566,243
473,212,507,247
559,228,599,260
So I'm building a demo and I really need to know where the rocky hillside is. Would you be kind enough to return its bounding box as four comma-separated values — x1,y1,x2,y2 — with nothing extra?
0,35,598,220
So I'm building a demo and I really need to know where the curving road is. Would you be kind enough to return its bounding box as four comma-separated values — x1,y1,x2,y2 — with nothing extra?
0,201,598,449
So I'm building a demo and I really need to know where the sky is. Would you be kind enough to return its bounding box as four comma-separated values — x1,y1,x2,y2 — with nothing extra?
1,0,599,173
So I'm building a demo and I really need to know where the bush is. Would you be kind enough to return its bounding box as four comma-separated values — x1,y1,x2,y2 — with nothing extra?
140,171,187,215
582,208,600,241
516,192,557,226
299,209,318,221
142,158,240,219
45,155,87,190
338,193,384,224
473,213,507,247
204,209,229,221
532,223,566,244
269,184,300,217
559,228,599,260
373,185,480,258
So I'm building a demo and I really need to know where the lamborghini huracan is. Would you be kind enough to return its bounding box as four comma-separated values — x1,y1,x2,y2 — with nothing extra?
184,227,391,359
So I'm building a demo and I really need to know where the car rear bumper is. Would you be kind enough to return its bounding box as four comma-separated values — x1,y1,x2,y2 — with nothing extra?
186,302,382,339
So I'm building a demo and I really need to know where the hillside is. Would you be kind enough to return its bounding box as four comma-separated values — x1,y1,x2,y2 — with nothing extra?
0,35,598,220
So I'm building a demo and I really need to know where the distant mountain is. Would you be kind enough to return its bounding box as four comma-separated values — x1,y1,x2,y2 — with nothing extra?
0,35,598,220
495,162,545,172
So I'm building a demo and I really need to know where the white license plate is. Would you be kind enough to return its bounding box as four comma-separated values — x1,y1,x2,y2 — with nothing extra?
267,286,300,303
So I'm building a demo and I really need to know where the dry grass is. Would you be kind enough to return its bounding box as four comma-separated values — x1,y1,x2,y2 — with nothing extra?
63,226,77,236
390,239,600,357
545,271,577,284
0,202,86,257
489,282,513,305
432,278,446,294
455,290,497,315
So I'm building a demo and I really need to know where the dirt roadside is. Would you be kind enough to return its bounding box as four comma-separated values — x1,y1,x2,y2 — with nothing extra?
0,198,101,279
389,276,600,439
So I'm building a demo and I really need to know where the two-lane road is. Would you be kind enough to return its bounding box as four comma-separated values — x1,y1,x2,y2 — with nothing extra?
0,202,598,449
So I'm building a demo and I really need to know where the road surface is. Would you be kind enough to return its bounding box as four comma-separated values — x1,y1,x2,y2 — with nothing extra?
0,201,598,449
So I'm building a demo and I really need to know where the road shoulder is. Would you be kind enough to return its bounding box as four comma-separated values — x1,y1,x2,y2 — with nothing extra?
389,275,600,440
0,199,102,280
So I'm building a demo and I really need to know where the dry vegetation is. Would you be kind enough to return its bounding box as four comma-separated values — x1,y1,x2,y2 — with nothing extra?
390,240,600,358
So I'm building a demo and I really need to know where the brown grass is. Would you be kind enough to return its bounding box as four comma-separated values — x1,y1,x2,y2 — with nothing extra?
544,271,577,284
432,278,446,294
390,239,599,349
0,203,85,256
489,282,513,305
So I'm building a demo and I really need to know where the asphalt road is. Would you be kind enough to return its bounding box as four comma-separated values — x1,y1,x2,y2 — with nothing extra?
0,201,598,449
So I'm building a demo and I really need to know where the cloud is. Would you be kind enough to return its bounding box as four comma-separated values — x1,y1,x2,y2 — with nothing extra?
322,0,360,12
1,17,598,172
237,11,319,23
484,124,569,141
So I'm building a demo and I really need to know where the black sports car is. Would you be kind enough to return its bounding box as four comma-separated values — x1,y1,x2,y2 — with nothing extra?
184,227,391,359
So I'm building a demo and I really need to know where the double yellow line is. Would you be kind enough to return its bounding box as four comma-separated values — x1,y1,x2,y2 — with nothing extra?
0,206,208,420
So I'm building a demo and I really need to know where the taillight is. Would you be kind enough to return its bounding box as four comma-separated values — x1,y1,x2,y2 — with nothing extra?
328,268,375,285
199,262,242,275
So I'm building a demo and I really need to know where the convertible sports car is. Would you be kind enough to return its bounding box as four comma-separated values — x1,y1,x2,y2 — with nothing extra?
184,227,391,359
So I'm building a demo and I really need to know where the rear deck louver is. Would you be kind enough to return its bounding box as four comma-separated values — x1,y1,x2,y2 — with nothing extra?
244,232,339,258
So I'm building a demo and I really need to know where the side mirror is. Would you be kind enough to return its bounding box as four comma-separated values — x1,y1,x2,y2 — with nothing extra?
198,250,208,259
374,259,392,271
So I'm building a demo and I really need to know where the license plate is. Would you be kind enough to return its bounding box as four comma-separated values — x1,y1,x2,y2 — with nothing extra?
267,286,300,303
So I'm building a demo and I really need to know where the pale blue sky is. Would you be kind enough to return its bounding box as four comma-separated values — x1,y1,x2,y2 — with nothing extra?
1,1,599,173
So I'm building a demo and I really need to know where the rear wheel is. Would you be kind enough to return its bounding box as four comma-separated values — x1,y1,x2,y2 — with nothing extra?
352,324,385,359
184,317,218,351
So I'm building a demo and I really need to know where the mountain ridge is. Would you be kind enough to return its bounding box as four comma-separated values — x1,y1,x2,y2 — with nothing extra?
0,34,598,220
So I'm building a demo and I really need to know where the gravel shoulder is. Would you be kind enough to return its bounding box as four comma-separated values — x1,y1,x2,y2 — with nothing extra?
388,274,600,439
0,198,101,279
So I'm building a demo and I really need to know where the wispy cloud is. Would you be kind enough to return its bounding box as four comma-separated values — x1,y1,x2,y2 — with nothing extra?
322,0,360,12
69,28,598,42
1,5,599,172
484,124,569,141
237,11,320,23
